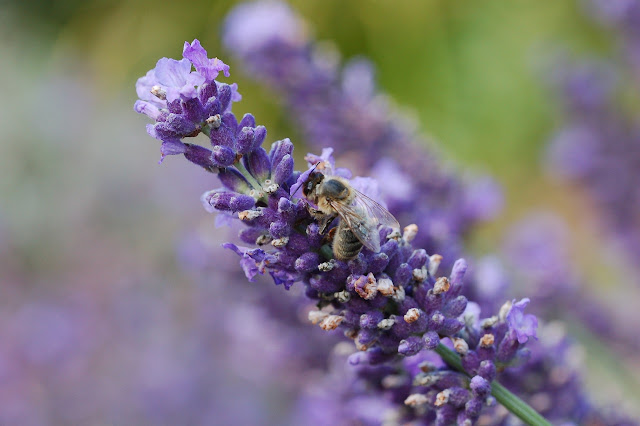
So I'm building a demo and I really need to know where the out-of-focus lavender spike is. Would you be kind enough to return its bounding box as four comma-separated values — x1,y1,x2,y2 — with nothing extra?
546,57,640,273
586,0,640,75
503,213,640,355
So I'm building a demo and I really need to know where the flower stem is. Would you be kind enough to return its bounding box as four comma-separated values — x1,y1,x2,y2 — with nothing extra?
234,161,263,191
434,343,551,426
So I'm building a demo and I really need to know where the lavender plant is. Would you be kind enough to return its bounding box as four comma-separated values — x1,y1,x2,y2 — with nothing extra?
134,39,550,425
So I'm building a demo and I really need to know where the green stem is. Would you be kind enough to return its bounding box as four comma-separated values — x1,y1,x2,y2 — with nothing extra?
234,161,263,191
434,344,551,426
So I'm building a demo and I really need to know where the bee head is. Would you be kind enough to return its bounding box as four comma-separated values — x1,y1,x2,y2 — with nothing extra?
303,171,324,197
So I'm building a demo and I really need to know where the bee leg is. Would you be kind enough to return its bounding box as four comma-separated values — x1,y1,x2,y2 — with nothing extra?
307,207,337,234
317,213,337,234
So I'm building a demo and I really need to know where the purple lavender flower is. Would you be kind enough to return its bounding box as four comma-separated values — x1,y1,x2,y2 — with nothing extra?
505,298,538,344
545,57,640,274
504,213,640,355
136,38,637,425
134,39,250,168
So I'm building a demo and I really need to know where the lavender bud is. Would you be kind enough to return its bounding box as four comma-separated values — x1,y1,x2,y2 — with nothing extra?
448,387,471,408
269,220,290,239
356,328,378,350
393,263,412,287
461,351,481,373
184,144,216,170
438,318,464,336
203,98,222,118
449,258,467,292
252,126,267,150
429,312,445,331
210,124,235,148
211,145,236,167
497,330,519,362
201,190,255,212
198,81,217,103
182,97,205,124
407,249,428,269
238,112,256,129
436,404,457,425
309,275,342,293
269,138,294,167
477,360,496,381
236,127,256,154
465,397,483,417
423,331,440,349
360,311,384,329
348,255,368,275
443,295,467,318
367,252,389,274
470,376,491,398
273,154,294,184
294,252,320,272
216,84,232,111
243,149,272,183
238,228,268,245
398,335,425,356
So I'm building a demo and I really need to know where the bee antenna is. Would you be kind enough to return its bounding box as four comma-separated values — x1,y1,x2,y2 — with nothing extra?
289,162,321,200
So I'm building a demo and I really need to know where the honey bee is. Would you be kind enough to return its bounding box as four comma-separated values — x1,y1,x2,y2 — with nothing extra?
302,171,400,260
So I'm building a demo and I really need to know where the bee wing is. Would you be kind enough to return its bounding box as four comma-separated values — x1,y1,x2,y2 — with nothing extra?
329,190,399,253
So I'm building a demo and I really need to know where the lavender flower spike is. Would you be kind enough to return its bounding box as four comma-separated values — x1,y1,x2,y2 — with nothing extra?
134,39,245,167
136,39,631,425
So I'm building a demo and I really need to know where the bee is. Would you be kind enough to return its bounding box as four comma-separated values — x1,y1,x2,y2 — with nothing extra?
302,171,400,260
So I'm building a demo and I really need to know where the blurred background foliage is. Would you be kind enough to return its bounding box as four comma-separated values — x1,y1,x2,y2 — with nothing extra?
2,0,640,421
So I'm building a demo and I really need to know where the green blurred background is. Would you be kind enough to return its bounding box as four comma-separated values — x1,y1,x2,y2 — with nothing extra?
3,0,639,418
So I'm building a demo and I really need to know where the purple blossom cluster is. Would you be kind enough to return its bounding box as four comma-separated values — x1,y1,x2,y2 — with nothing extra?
290,300,541,425
134,8,639,422
359,299,538,425
134,39,541,424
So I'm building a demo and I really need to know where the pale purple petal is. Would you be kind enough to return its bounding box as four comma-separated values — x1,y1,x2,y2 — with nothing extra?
183,39,231,82
290,166,314,198
134,100,161,120
214,212,236,228
147,57,204,103
507,298,538,343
